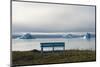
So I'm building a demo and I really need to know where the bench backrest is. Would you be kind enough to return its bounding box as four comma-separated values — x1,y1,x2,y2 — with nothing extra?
40,42,65,48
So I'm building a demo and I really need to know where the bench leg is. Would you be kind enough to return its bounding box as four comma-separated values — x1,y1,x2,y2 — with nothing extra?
41,47,43,53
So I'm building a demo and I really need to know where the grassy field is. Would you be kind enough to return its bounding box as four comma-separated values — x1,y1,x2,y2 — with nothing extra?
12,50,96,66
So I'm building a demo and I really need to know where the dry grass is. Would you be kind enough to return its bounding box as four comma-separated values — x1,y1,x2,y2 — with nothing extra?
12,50,96,66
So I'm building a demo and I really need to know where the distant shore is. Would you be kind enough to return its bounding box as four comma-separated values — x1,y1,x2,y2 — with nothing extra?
12,50,96,66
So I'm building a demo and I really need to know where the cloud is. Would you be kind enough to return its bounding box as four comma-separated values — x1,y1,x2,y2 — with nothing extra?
12,1,95,33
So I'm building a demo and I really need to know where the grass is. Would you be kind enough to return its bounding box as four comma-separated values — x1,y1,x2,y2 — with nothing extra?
12,50,96,66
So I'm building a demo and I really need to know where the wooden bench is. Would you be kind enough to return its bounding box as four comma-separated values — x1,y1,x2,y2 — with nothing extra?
40,42,65,53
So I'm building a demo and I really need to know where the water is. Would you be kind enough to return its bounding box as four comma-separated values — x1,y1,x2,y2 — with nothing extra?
12,37,95,51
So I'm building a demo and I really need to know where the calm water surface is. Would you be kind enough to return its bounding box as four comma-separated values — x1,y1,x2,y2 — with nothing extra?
12,38,95,51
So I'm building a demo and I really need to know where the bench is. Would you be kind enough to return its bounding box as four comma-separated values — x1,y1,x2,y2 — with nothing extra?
40,42,65,53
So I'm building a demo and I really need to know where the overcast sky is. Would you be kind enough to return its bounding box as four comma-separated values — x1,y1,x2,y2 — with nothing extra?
12,1,95,33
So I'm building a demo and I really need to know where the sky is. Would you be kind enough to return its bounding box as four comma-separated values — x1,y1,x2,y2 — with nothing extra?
12,1,95,33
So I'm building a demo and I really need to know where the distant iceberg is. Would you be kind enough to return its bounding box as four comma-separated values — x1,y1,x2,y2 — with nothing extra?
65,34,83,38
65,34,73,38
83,33,92,39
12,32,95,39
19,33,35,39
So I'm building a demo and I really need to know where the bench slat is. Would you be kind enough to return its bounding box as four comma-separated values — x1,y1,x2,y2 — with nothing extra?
40,42,65,47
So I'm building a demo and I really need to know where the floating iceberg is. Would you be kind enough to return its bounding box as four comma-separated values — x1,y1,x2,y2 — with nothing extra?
83,33,91,39
19,33,34,39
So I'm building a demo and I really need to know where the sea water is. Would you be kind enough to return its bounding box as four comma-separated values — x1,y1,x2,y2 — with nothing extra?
12,36,95,51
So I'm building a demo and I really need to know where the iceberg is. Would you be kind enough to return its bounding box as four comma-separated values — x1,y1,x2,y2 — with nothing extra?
83,33,91,39
19,33,34,39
